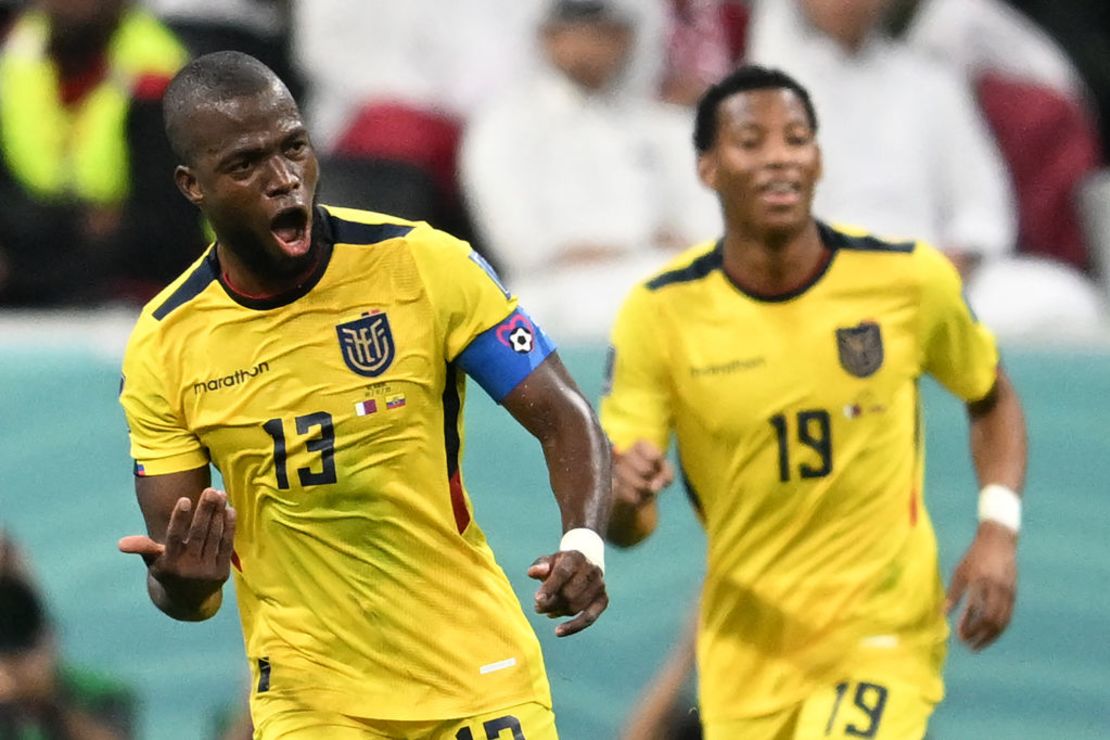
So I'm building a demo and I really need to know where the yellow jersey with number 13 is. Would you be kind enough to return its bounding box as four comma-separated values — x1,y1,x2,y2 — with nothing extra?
600,222,998,722
120,206,556,720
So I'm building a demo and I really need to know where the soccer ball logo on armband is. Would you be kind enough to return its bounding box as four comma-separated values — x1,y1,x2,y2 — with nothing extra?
508,326,534,353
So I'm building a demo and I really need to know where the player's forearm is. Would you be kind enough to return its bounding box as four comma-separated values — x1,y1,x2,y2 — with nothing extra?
540,397,612,534
968,370,1027,493
146,571,223,622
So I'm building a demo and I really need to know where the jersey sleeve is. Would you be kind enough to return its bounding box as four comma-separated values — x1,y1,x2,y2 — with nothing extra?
917,244,999,401
598,283,673,452
410,225,556,402
119,319,209,475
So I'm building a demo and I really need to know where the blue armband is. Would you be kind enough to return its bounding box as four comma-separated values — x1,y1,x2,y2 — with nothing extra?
456,309,556,402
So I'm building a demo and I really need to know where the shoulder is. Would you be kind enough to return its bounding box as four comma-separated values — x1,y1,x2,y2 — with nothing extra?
122,248,217,362
323,205,469,263
822,220,958,294
139,247,221,326
321,204,423,247
821,221,918,254
642,240,723,293
322,204,493,287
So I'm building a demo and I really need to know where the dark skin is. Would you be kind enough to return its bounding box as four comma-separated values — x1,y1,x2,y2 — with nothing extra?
119,77,610,636
608,87,1027,651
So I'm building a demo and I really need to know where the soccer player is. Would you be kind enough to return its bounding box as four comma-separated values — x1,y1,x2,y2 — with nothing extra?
116,51,610,739
601,65,1027,739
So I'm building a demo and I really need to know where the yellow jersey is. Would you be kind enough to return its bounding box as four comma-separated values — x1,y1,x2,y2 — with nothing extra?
600,222,998,721
120,206,556,720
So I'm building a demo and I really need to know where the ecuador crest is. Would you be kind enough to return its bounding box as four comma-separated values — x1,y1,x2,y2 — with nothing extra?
836,321,883,378
337,312,395,377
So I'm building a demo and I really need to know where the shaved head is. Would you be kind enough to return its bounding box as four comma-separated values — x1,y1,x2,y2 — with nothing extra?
163,51,293,164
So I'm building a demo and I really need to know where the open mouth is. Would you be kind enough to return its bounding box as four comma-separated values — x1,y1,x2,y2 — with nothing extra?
758,180,802,207
270,206,311,254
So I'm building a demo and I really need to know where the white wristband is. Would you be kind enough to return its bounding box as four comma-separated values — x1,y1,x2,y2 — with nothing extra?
978,484,1021,533
559,528,606,575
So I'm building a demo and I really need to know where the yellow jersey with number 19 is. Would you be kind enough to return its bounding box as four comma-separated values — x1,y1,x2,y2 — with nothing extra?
119,206,556,720
600,222,999,722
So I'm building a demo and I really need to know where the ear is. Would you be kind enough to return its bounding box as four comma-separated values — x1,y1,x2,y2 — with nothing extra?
174,165,203,206
697,152,718,191
814,141,823,184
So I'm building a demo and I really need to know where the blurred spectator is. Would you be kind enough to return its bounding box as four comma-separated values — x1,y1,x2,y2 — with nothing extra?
1004,0,1110,154
903,0,1103,274
747,0,1104,335
142,0,301,102
0,0,204,306
0,531,134,739
291,0,536,246
461,0,719,338
0,0,23,38
749,0,1015,268
658,0,749,106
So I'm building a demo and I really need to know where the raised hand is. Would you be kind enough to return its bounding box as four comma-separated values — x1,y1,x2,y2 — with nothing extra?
118,488,237,612
527,551,608,638
945,521,1017,651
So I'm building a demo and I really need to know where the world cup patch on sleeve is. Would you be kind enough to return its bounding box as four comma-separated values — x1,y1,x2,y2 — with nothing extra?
468,250,511,298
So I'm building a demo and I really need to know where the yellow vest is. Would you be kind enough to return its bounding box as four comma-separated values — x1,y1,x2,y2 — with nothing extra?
0,9,186,204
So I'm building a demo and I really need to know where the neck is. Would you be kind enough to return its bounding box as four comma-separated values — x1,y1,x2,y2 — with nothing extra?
218,242,320,300
721,220,826,297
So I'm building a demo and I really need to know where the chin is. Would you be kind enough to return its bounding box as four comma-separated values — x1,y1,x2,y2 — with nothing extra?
757,213,809,239
269,242,318,276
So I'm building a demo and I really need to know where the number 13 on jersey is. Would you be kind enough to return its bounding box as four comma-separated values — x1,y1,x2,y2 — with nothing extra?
262,411,338,490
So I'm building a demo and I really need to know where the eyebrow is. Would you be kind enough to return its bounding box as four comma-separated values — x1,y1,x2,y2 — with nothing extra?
216,144,266,169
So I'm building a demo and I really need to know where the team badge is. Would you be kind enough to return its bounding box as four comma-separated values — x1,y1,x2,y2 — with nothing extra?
836,321,883,378
337,312,395,377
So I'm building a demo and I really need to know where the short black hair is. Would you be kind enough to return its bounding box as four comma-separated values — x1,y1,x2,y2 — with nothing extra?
0,576,46,653
163,50,290,163
693,64,818,153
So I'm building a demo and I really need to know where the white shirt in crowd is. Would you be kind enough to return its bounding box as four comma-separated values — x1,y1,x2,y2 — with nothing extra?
748,0,1016,259
747,0,1104,336
291,0,538,148
462,65,720,338
907,0,1084,96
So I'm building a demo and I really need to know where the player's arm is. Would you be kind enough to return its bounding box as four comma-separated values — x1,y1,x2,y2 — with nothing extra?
918,245,1028,650
599,283,676,548
608,440,675,548
502,353,612,637
117,467,236,622
415,227,610,635
946,367,1027,650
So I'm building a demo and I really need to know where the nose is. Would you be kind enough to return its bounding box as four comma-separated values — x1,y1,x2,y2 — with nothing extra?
762,134,799,169
264,155,301,197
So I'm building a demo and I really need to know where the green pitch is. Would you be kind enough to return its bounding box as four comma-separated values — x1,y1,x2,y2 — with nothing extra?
0,342,1106,739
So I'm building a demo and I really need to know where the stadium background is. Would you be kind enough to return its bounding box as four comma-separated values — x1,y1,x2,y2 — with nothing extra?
1,317,1107,738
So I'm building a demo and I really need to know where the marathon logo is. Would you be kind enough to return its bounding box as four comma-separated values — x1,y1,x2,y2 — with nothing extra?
193,362,270,394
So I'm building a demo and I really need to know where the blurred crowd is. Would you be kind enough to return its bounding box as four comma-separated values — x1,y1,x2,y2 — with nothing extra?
0,530,134,739
0,0,1105,338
